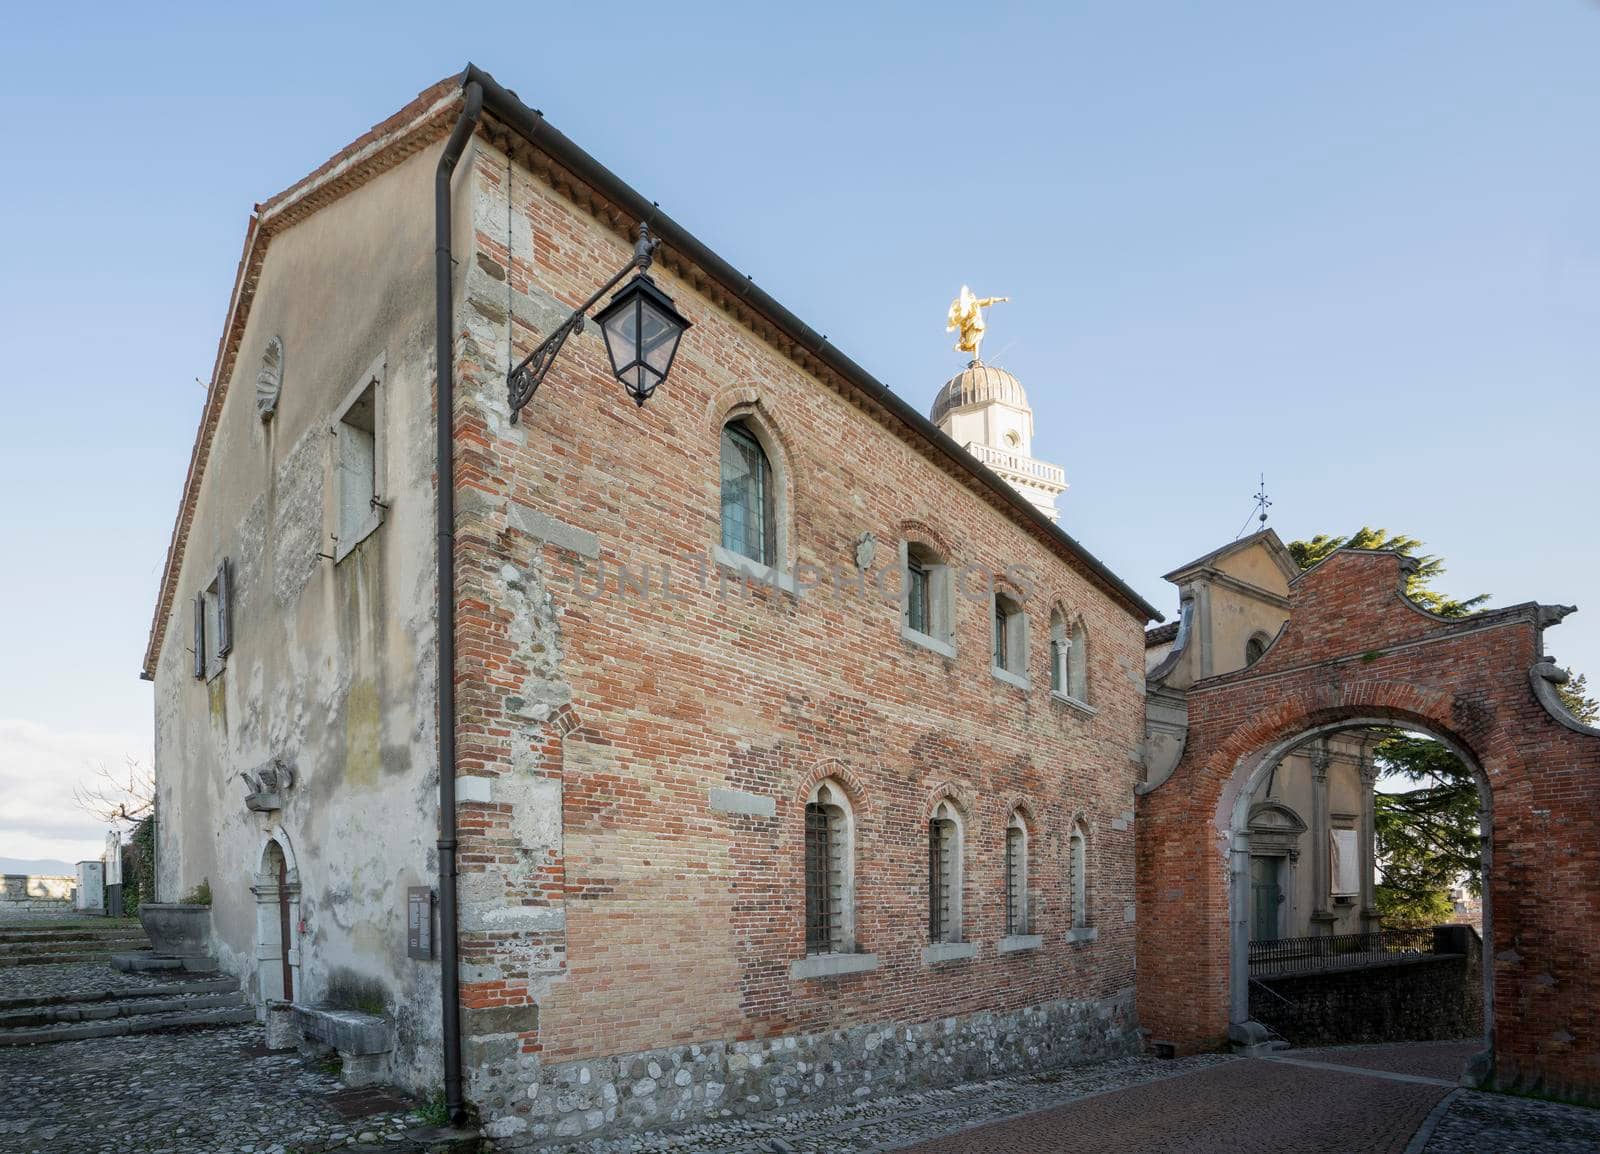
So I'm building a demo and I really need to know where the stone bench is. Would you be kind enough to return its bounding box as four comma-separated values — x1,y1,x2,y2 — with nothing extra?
290,1004,394,1087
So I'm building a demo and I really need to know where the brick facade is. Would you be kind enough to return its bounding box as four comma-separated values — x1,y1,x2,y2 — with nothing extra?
445,128,1151,1139
1137,549,1600,1101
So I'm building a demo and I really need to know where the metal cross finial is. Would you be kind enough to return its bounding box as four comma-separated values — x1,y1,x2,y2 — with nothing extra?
1253,473,1273,526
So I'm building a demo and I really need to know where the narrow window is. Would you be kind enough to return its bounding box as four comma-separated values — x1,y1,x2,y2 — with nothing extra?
1005,813,1028,935
906,554,931,636
1067,621,1089,702
1070,825,1088,928
1245,634,1267,666
803,781,853,954
993,593,1027,680
927,801,961,943
720,421,776,565
193,558,233,680
337,386,377,542
1050,612,1067,693
331,357,385,562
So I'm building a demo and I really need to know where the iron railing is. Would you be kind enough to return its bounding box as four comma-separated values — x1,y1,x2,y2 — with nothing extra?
1249,927,1438,976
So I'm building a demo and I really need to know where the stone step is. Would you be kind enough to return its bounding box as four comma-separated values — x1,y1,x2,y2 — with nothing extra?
0,974,240,1012
0,1003,257,1046
0,989,249,1028
0,947,152,967
109,951,218,973
0,927,151,946
0,936,150,957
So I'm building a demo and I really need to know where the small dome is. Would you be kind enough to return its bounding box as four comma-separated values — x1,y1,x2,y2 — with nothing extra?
929,361,1029,428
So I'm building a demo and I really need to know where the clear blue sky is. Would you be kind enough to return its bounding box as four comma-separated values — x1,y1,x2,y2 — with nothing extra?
2,4,1596,860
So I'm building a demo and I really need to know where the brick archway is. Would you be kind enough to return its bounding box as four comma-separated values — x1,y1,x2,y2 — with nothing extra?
1137,549,1600,1101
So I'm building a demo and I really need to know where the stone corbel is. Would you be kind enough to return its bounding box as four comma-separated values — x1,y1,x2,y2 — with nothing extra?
240,758,297,813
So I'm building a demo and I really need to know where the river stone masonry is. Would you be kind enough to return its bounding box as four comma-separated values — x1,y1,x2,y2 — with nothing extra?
472,989,1139,1146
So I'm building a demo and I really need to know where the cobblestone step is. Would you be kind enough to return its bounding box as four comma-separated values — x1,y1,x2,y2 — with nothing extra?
0,989,248,1028
0,928,150,946
0,974,239,1012
0,946,150,967
0,1003,257,1046
0,936,149,957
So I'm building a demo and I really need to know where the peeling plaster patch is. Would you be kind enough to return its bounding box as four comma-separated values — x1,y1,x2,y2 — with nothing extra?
272,430,325,607
476,906,567,933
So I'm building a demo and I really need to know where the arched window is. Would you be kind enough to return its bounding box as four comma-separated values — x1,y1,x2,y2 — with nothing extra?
1004,811,1029,935
993,592,1028,684
1050,610,1067,693
1069,822,1089,929
1067,621,1089,703
803,779,855,955
1245,633,1269,667
927,800,964,944
720,420,776,565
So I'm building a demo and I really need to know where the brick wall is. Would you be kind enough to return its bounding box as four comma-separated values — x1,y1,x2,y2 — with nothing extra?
1138,550,1600,1102
446,131,1151,1140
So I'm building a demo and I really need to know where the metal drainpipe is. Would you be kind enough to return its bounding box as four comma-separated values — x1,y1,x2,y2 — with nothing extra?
435,75,483,1124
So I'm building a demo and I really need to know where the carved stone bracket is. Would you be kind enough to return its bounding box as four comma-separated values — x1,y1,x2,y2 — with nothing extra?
240,758,297,813
1530,655,1600,738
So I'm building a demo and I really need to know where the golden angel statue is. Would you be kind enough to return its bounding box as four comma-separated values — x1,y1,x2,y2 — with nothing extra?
945,286,1009,361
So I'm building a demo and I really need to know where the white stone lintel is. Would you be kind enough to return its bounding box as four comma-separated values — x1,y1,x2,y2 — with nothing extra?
997,934,1044,955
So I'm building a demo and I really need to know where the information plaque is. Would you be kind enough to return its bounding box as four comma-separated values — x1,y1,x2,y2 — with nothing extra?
407,886,435,960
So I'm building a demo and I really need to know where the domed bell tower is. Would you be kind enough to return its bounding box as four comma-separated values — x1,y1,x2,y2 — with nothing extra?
932,287,1067,522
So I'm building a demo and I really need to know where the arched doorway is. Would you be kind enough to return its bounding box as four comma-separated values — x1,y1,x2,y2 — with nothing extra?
251,831,301,1005
1219,716,1492,1059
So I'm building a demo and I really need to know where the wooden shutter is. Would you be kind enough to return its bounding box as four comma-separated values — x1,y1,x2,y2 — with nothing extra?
193,593,205,679
216,559,233,657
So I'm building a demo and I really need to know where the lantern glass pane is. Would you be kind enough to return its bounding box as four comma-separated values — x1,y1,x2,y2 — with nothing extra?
639,298,679,375
601,299,639,375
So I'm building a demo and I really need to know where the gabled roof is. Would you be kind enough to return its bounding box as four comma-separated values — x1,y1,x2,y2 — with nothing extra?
1162,527,1300,587
141,66,1159,678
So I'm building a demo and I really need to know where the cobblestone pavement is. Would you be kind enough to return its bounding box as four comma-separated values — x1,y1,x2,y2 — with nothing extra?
1422,1089,1600,1153
0,1024,432,1153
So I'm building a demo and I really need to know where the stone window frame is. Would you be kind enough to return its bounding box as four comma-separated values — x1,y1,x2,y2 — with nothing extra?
900,537,956,659
991,591,1030,690
1066,817,1097,942
192,557,234,681
1047,607,1096,716
713,405,798,596
790,777,878,979
997,808,1043,953
924,799,969,954
329,352,387,564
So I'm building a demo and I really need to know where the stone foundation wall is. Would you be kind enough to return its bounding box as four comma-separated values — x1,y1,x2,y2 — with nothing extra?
0,875,75,912
473,989,1139,1147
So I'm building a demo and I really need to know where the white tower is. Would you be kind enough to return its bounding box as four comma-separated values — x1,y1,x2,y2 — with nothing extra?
930,361,1067,521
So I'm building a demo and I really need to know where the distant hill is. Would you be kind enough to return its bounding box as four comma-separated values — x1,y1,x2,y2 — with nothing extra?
0,857,76,876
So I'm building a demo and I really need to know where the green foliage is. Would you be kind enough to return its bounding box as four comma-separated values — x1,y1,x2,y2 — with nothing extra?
121,814,158,916
179,878,212,906
1557,671,1600,724
417,1093,450,1127
1287,527,1489,618
1372,730,1483,926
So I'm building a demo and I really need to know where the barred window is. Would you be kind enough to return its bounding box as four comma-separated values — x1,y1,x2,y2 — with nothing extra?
1070,823,1089,929
907,554,931,636
804,780,854,955
720,421,776,566
1005,811,1029,935
927,801,962,944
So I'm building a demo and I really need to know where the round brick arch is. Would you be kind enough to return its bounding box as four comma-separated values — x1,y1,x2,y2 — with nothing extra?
1136,549,1600,1102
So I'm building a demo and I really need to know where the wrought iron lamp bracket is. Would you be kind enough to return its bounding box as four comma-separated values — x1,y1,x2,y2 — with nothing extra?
506,224,658,423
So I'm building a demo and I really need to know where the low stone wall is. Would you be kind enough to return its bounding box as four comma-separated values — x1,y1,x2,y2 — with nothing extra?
1250,935,1483,1046
0,874,76,912
471,989,1140,1147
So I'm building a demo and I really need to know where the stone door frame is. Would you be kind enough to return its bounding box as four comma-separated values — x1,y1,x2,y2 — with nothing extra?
250,827,302,1007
